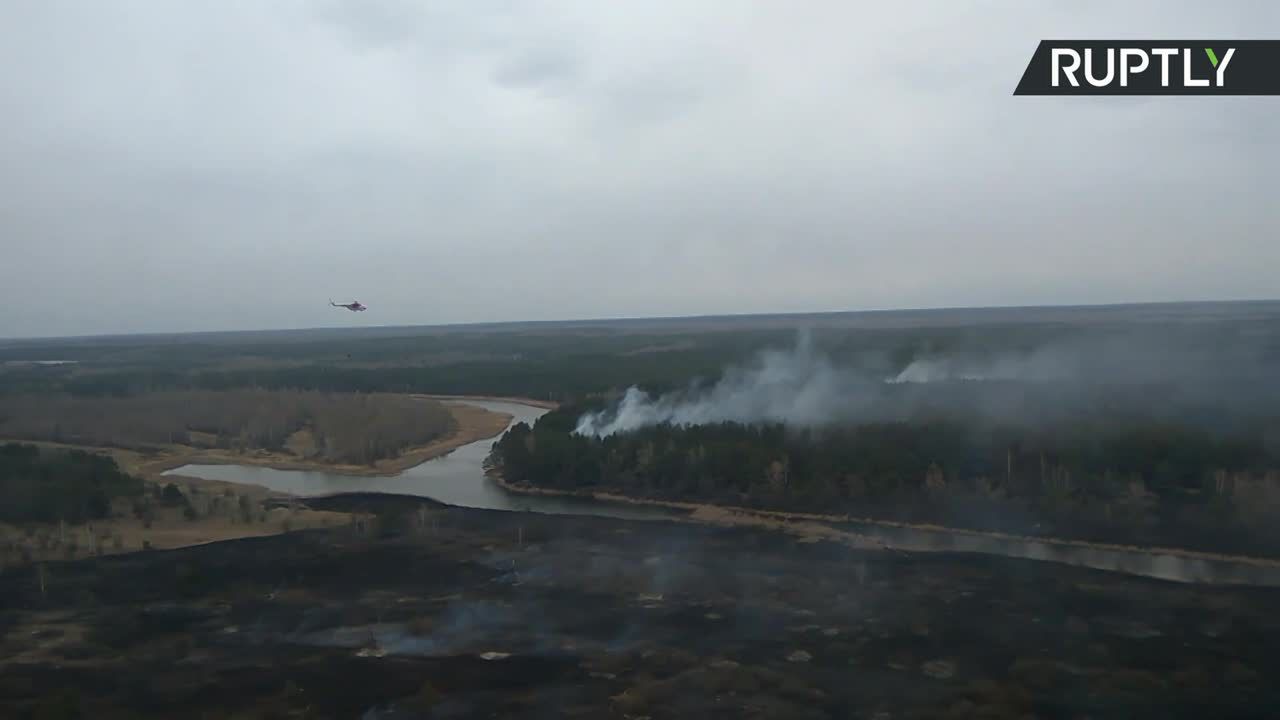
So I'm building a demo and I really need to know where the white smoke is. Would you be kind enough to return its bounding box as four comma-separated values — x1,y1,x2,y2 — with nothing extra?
887,350,1075,384
574,330,864,437
572,326,1271,437
887,358,976,384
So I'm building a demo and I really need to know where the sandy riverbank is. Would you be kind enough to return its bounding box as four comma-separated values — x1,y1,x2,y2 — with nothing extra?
411,393,560,410
0,399,516,566
136,401,513,479
1,400,513,482
489,473,1280,568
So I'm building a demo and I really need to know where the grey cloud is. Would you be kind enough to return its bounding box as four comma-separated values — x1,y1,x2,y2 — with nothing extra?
312,0,432,50
492,50,581,91
0,1,1277,337
311,0,520,53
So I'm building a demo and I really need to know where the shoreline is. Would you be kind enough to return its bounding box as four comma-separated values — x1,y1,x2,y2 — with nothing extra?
411,393,560,410
2,398,516,482
0,395,530,565
18,390,1280,572
488,472,1280,569
146,399,515,479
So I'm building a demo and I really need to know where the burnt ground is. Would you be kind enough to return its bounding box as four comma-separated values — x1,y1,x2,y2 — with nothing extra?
2,495,1279,719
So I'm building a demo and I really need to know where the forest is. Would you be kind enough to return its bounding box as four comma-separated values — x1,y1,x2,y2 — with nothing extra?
4,305,1278,406
491,404,1280,556
0,443,144,524
0,390,454,466
0,325,788,401
0,349,744,402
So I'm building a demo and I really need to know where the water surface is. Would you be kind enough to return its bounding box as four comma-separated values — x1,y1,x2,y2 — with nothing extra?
167,399,671,522
167,399,1280,586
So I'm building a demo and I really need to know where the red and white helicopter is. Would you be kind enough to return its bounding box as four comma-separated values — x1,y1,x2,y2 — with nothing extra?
330,299,367,312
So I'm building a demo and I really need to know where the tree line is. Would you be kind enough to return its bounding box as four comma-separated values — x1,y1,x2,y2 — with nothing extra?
491,405,1280,557
0,443,144,524
0,341,757,402
0,390,454,466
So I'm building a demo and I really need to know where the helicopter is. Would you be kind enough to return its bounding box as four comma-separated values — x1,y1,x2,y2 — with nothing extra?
330,299,367,312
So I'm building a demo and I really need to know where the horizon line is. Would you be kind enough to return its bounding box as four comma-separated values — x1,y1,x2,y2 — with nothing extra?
2,296,1278,343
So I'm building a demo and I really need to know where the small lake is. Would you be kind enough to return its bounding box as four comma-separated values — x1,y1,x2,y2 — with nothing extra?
166,399,1280,587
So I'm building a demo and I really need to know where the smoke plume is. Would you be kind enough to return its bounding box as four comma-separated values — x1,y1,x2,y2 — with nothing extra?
887,347,1076,384
574,330,875,436
573,325,1280,437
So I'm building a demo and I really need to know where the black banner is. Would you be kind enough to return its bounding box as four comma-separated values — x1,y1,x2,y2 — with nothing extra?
1014,40,1280,95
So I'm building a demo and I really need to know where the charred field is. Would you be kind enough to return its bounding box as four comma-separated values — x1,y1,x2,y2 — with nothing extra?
2,494,1279,719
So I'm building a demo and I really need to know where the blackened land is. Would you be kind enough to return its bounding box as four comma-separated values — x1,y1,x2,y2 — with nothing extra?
1,497,1277,719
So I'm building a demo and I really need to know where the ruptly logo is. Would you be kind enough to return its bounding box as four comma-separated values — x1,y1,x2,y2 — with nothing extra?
1014,41,1280,95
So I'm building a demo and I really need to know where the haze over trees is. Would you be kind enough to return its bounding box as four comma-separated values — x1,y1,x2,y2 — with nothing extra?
4,303,1280,551
492,404,1280,557
4,302,1279,406
0,390,454,466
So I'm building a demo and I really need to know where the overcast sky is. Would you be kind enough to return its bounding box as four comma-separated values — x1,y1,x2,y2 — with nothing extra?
1,1,1277,337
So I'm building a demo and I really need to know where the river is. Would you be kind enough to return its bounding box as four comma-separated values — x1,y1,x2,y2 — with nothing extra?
166,399,1280,587
164,400,671,522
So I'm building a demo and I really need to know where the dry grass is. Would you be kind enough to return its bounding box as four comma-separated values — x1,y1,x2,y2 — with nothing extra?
129,400,513,478
685,506,888,550
412,393,560,409
283,427,319,458
0,398,515,567
2,398,514,480
0,477,349,568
